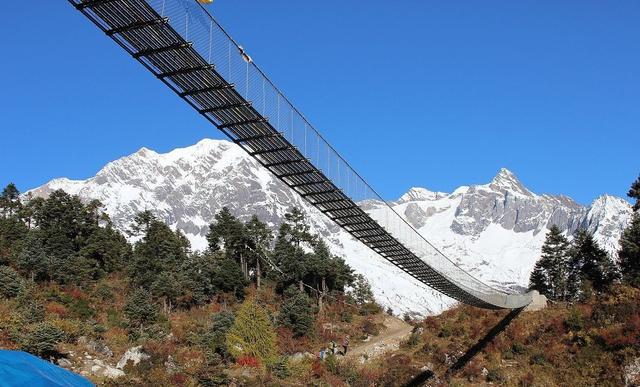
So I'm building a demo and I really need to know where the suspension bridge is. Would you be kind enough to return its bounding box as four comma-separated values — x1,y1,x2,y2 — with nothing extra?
68,0,535,309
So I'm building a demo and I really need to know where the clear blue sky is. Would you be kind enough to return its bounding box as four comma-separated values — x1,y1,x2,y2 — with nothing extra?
1,1,638,204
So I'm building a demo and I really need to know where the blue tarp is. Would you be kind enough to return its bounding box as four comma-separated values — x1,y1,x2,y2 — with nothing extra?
0,350,94,387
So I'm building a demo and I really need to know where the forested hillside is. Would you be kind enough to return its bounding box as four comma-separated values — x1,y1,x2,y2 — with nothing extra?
0,184,388,385
1,175,639,386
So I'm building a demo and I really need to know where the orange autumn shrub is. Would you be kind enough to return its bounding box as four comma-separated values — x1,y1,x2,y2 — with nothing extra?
46,302,68,318
237,355,261,368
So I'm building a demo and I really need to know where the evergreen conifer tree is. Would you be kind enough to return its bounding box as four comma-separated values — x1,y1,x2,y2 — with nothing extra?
207,311,235,358
225,298,277,365
0,206,28,265
0,183,21,217
208,208,252,279
245,215,272,288
21,321,64,357
17,230,48,282
79,225,131,278
349,273,375,306
214,258,248,299
0,265,23,298
272,209,315,292
128,210,155,237
181,251,220,305
151,271,183,313
529,225,571,300
124,288,158,331
628,175,640,211
279,286,315,337
619,213,640,286
129,215,189,290
569,229,619,295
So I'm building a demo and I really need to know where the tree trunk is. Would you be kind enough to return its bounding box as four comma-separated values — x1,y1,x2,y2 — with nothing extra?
319,276,327,312
240,253,248,280
256,259,261,289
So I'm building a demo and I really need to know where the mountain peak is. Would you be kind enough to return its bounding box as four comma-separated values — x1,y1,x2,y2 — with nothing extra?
590,194,633,211
134,146,157,158
488,168,532,196
491,168,519,185
398,187,448,203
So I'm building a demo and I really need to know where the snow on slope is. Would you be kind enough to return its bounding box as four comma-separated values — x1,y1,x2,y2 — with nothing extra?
27,139,634,315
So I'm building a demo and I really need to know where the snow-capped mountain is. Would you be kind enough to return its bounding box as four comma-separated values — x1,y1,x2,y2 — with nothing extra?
27,139,634,315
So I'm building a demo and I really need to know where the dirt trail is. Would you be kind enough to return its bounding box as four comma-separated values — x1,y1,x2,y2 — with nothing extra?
346,315,413,362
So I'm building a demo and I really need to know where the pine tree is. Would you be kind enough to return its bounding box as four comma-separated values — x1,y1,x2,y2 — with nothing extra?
124,288,158,331
129,216,189,290
225,298,277,365
208,208,251,279
16,285,45,324
283,208,314,247
151,271,183,314
529,225,571,300
128,210,155,237
0,210,28,265
569,229,619,295
21,321,64,357
214,258,248,299
619,213,640,287
245,215,272,288
0,265,23,298
279,286,315,337
307,239,354,310
0,183,21,217
16,230,48,282
181,251,220,305
79,225,131,278
349,273,375,306
0,184,27,265
628,175,640,211
206,311,235,358
207,207,242,251
528,262,550,296
272,209,316,292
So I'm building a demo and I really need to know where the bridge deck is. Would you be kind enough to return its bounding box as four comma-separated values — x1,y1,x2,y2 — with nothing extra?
69,0,533,309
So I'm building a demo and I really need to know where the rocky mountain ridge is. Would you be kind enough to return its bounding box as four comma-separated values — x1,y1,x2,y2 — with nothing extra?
27,139,634,315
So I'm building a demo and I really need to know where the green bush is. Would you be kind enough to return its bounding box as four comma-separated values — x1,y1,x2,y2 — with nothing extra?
503,349,515,360
205,311,235,358
340,310,353,323
278,287,314,338
565,308,585,331
511,342,526,354
530,352,546,365
0,265,23,298
359,302,382,316
439,323,453,338
16,287,45,324
124,288,158,330
270,356,291,379
21,321,64,357
486,368,505,382
70,298,95,319
403,331,421,348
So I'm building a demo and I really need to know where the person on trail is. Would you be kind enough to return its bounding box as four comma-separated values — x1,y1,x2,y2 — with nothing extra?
330,340,337,355
319,348,326,360
342,335,350,355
